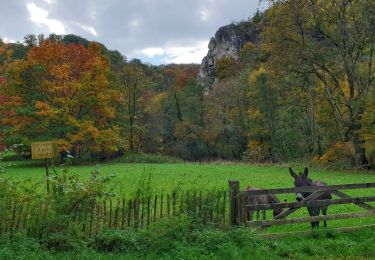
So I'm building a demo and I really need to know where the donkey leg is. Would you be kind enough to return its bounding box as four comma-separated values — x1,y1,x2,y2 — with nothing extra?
256,210,260,220
262,210,266,220
249,210,253,221
308,207,319,229
322,208,328,227
316,209,320,228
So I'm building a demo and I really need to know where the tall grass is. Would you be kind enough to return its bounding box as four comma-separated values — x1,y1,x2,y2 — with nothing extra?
1,221,374,259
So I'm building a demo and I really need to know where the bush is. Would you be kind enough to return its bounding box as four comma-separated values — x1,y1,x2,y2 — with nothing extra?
317,142,354,163
11,144,32,159
41,232,85,251
313,142,355,169
0,147,17,173
92,229,141,252
243,140,273,163
0,233,43,259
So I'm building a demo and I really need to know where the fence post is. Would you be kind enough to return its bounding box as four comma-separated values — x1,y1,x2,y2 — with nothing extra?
229,180,240,226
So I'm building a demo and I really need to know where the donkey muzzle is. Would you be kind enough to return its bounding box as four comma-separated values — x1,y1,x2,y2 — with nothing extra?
296,193,304,201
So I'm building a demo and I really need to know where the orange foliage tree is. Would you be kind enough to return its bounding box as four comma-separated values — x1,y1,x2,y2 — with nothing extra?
0,40,122,157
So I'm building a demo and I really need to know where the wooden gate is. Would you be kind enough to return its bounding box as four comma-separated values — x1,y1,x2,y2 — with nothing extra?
229,180,375,229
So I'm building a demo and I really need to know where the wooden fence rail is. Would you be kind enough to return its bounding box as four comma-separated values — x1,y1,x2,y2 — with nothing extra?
241,182,375,195
247,210,375,227
245,196,375,210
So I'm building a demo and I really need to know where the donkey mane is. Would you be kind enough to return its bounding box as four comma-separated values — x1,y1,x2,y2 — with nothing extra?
306,178,314,185
305,178,327,187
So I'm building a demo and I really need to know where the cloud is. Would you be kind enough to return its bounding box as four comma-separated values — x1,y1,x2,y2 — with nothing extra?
27,2,65,34
199,9,210,21
41,0,54,4
3,37,16,43
1,0,267,64
163,41,209,64
140,48,165,58
136,41,209,64
78,24,98,36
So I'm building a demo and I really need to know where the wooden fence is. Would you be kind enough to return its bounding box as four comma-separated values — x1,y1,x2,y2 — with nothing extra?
2,181,374,238
0,190,228,237
229,180,375,229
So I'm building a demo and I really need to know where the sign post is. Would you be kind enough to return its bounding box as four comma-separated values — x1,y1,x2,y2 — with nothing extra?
31,141,58,193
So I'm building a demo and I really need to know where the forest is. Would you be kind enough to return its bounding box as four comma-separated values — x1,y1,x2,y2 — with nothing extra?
0,0,374,169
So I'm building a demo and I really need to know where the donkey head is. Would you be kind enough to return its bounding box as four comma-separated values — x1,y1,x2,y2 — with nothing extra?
289,167,311,201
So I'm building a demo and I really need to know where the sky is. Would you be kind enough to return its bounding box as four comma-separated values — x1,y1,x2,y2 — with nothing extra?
0,0,267,65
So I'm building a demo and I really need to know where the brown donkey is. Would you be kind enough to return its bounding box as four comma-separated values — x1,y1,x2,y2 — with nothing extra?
244,186,283,221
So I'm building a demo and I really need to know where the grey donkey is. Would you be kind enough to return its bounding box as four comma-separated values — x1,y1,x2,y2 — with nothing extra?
289,167,332,228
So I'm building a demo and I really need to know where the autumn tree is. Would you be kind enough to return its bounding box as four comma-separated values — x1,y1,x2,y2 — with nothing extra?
263,0,375,167
121,60,150,152
360,89,375,166
0,40,122,158
160,65,206,159
216,56,238,80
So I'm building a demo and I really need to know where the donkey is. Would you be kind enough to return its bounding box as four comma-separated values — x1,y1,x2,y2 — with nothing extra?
244,186,283,221
289,167,332,228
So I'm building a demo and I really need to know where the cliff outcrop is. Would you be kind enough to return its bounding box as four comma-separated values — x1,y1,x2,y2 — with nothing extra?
198,21,261,84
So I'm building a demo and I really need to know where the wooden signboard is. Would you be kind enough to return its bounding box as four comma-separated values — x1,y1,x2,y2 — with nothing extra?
31,141,58,193
31,141,58,160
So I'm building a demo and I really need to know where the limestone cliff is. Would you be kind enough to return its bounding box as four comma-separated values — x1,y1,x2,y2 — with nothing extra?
198,21,261,84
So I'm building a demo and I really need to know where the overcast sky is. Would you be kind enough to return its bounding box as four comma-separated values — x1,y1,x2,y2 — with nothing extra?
0,0,267,65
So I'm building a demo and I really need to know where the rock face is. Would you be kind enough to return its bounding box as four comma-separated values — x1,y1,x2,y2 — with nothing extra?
198,21,260,85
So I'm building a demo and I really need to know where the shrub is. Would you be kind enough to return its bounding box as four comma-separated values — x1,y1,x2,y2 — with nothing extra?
317,142,354,163
0,233,43,259
27,162,116,237
41,232,85,251
243,140,272,163
11,144,31,159
91,229,141,252
0,146,16,173
49,162,116,215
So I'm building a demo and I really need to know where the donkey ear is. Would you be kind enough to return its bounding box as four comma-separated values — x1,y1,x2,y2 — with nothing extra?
302,168,308,178
289,168,297,178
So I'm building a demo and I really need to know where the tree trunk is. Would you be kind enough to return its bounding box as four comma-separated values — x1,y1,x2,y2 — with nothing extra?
174,92,182,121
352,133,368,168
129,115,134,152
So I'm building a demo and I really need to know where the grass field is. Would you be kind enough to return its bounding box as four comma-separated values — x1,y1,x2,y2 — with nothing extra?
3,159,375,232
5,159,375,195
1,158,375,258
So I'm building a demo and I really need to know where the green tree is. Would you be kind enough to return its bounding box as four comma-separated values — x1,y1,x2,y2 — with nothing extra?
263,0,375,167
121,60,149,152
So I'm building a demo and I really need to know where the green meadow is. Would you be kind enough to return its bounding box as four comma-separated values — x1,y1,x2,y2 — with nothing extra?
3,159,375,233
1,158,375,258
5,160,375,195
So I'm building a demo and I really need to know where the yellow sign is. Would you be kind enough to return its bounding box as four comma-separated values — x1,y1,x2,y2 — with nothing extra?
31,141,58,160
